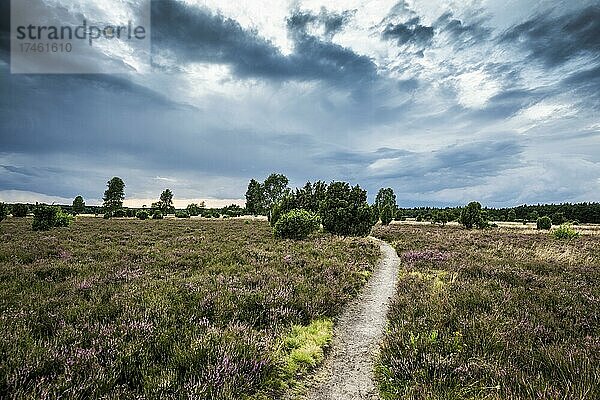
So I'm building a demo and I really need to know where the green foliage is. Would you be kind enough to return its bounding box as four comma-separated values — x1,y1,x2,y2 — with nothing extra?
433,210,449,226
112,209,126,218
537,216,552,230
553,223,580,240
507,209,517,222
528,211,539,222
152,210,163,219
103,212,111,219
175,210,190,218
245,179,265,215
136,210,149,220
551,212,566,226
375,188,397,214
459,201,486,229
0,202,7,222
320,182,374,237
32,205,73,231
103,177,125,214
158,189,175,214
380,204,394,226
186,202,205,216
273,209,321,239
11,204,29,218
72,196,85,214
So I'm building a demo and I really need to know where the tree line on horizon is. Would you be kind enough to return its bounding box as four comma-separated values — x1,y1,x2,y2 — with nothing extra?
1,174,599,231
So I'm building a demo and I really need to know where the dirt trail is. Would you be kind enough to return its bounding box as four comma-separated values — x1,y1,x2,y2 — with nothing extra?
303,237,400,400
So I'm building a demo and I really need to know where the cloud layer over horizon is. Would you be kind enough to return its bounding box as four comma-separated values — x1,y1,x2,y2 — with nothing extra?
1,0,599,207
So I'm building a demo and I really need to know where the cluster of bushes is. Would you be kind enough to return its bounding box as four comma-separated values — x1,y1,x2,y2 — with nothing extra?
0,202,7,223
536,216,552,230
268,180,375,239
32,205,74,231
552,223,580,239
175,210,190,218
12,204,29,218
136,210,149,220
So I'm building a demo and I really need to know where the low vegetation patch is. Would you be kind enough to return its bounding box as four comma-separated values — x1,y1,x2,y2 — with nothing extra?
273,209,321,240
0,218,379,399
373,224,600,399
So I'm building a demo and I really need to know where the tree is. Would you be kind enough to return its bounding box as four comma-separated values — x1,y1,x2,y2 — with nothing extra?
507,209,516,222
551,212,566,226
380,204,394,225
72,196,85,214
375,188,396,211
186,202,205,216
0,202,7,222
263,173,290,216
158,189,175,214
103,177,125,215
433,210,449,226
12,204,28,217
460,201,486,229
245,179,264,215
320,182,374,236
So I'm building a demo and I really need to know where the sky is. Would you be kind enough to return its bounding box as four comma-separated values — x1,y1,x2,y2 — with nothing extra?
0,0,599,208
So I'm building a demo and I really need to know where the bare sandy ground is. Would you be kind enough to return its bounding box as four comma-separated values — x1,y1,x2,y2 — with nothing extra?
300,237,400,400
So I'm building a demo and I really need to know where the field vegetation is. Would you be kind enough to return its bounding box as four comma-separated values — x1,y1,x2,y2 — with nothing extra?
0,217,379,399
373,224,600,399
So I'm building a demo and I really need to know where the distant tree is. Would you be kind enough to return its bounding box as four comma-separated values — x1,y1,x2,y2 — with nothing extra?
186,202,205,216
507,209,516,222
72,196,85,214
157,189,174,214
263,173,290,217
103,177,125,215
320,182,374,236
460,201,486,229
12,204,28,217
380,204,394,225
433,210,449,226
136,210,149,220
528,211,539,222
0,202,7,222
551,212,566,226
245,179,264,215
375,188,396,211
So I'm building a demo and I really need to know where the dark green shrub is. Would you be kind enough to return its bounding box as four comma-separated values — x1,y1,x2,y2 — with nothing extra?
112,209,126,218
274,209,321,239
175,210,190,218
320,182,374,237
552,223,579,240
32,205,73,231
0,202,7,222
380,204,393,225
125,209,136,218
270,195,298,226
536,216,552,230
136,210,149,220
12,204,28,217
103,212,111,219
152,210,163,220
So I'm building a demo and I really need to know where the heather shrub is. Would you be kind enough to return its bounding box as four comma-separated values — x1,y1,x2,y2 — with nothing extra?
274,209,321,239
537,216,552,230
136,210,149,220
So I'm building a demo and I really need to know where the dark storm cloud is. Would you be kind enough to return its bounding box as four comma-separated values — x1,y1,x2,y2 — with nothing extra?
382,17,434,48
434,11,491,49
500,6,600,67
286,8,355,39
152,0,376,84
